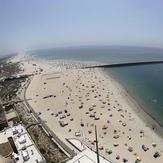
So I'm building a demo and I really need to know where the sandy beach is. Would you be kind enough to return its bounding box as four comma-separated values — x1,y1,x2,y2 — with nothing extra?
12,55,163,163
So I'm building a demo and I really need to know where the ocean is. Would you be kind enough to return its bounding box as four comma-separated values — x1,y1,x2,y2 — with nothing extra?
29,46,163,128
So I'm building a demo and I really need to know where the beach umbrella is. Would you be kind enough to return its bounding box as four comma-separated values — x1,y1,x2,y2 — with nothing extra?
102,125,108,130
140,130,144,133
88,130,92,134
92,103,96,107
99,146,104,150
136,157,141,162
113,135,119,139
105,149,112,154
128,146,133,152
122,122,126,127
116,155,120,160
142,145,149,151
136,157,141,160
93,139,97,143
153,152,161,158
113,142,119,147
152,143,157,147
122,158,128,162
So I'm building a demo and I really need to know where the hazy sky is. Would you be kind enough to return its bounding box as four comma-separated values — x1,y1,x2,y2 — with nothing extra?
0,0,163,55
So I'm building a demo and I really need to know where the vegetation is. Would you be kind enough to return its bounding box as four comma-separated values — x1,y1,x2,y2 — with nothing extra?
0,57,25,101
0,56,68,163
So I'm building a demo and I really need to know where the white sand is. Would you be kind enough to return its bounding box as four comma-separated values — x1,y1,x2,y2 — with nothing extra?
13,55,163,163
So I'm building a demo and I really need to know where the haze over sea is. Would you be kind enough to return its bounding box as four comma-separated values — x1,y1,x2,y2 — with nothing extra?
30,46,163,129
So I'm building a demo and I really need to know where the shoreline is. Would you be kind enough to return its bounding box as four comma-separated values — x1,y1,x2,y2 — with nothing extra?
12,54,163,162
100,68,163,140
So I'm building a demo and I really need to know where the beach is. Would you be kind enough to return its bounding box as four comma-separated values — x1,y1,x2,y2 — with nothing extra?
12,55,163,163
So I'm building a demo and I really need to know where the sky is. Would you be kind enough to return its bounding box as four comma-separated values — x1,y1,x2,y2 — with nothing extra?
0,0,163,55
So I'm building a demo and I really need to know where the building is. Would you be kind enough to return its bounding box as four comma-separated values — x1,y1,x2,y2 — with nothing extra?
67,138,112,163
67,147,112,163
0,124,46,163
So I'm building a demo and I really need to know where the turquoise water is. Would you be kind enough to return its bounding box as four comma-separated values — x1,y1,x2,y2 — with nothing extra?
29,46,163,127
106,64,163,126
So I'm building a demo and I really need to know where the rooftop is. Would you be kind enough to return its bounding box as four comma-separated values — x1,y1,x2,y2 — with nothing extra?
67,138,112,163
67,147,112,163
0,124,46,163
